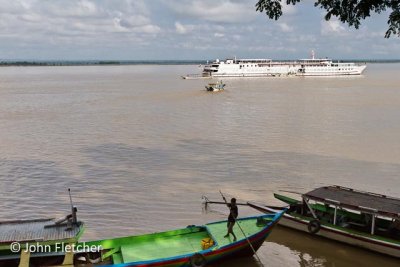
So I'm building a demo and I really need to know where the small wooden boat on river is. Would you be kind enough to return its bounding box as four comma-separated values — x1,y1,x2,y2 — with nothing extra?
75,211,284,267
251,185,400,258
0,207,84,267
205,81,225,92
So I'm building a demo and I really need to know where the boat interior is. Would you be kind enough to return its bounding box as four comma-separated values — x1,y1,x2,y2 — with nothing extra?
81,226,211,266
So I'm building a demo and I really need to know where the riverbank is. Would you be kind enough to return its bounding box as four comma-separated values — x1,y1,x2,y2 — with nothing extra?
1,59,400,67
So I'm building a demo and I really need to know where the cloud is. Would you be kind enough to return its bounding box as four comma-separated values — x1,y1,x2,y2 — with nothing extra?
40,0,100,18
232,34,241,40
163,0,256,23
175,22,194,34
278,22,294,32
0,0,398,60
118,16,151,28
0,0,161,43
282,3,297,16
321,19,348,36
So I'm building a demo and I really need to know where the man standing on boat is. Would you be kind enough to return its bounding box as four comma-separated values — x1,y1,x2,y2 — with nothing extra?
223,197,238,241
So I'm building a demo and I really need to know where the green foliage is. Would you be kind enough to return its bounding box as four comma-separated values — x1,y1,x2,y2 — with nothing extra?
255,0,400,37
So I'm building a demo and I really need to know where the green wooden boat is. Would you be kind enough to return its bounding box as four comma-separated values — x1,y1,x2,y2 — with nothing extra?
74,211,284,266
252,185,400,258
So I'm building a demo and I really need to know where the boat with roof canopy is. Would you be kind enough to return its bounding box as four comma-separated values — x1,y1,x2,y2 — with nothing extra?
251,185,400,258
205,80,225,92
0,201,84,267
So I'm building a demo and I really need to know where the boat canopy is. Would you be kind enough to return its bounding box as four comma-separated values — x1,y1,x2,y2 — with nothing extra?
0,218,83,246
304,185,400,219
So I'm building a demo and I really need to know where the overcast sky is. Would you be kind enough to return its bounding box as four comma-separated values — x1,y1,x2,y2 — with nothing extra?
1,0,399,60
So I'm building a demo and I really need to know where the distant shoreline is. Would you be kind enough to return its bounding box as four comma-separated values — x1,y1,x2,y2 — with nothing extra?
1,59,400,67
0,60,204,67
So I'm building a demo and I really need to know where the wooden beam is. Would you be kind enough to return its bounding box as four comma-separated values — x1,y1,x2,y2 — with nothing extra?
18,250,30,267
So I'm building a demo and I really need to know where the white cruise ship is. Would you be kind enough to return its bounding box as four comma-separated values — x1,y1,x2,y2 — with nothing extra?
191,52,366,78
202,58,299,77
296,58,367,76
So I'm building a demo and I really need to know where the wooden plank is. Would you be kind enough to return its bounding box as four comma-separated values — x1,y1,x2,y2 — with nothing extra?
18,250,30,267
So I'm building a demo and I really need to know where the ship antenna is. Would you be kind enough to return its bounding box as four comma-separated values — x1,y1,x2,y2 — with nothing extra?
311,50,315,60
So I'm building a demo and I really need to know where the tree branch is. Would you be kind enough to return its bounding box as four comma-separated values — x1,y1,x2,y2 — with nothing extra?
255,0,400,38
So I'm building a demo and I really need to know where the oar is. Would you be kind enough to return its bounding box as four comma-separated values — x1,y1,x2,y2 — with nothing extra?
219,191,264,266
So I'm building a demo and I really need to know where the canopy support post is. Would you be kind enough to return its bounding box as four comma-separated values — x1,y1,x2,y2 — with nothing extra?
333,206,337,225
302,196,318,219
371,215,376,235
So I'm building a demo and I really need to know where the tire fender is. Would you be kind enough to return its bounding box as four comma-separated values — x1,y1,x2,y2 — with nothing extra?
189,253,207,267
308,219,321,234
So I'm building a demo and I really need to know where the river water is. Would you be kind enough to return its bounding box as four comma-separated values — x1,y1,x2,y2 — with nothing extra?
0,64,399,266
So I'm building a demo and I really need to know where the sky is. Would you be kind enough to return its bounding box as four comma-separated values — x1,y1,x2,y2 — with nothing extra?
0,0,399,60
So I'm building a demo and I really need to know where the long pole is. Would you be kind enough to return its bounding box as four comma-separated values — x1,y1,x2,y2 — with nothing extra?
202,198,286,210
219,191,263,266
68,188,73,210
68,188,77,224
